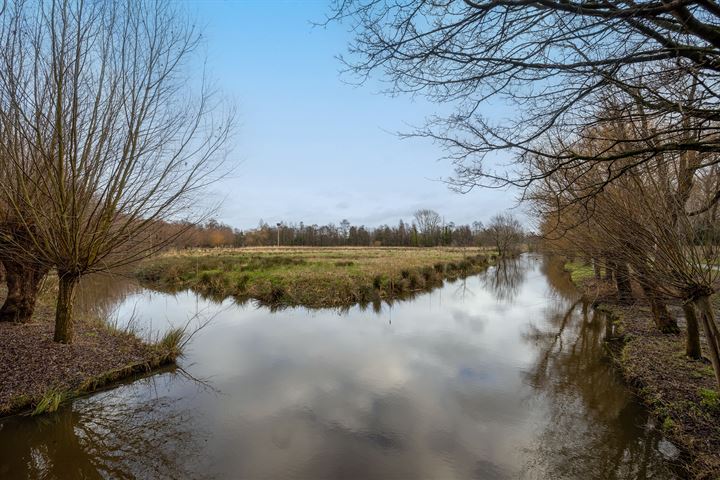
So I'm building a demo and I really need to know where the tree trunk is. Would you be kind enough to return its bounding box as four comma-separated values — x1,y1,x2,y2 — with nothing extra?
604,258,614,282
593,259,601,279
54,272,80,344
683,302,702,360
640,284,679,333
614,262,633,305
0,258,49,323
634,262,679,334
694,295,720,389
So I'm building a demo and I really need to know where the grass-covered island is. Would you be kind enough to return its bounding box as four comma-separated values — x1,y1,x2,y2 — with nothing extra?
1,247,496,419
565,261,720,479
135,247,497,309
0,276,182,418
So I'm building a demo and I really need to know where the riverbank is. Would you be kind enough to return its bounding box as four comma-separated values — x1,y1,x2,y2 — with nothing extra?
135,247,497,308
0,278,180,418
565,261,720,479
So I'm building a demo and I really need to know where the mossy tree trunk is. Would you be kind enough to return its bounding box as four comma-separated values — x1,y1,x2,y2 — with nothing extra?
694,295,720,389
0,258,49,323
682,301,702,360
54,272,80,344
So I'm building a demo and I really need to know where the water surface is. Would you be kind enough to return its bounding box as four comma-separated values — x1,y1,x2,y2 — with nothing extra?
0,255,677,479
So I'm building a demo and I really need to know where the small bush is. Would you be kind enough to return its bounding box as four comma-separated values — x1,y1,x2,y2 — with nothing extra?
158,327,186,360
198,270,221,285
408,272,423,289
356,285,374,303
392,279,409,294
420,266,436,282
458,260,472,270
268,284,287,303
235,274,250,291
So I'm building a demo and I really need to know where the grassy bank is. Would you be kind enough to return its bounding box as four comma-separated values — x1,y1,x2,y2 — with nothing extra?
564,261,720,479
135,247,496,308
0,277,181,418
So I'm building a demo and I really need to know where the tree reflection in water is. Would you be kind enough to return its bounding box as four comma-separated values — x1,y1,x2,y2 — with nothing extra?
520,257,676,479
0,373,213,480
483,258,527,303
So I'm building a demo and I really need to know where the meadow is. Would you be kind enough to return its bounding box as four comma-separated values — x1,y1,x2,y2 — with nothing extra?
135,246,497,308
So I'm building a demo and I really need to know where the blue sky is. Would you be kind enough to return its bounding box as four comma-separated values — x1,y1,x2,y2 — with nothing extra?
191,1,518,229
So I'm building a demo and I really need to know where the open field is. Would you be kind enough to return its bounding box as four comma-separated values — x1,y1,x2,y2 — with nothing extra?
135,247,498,308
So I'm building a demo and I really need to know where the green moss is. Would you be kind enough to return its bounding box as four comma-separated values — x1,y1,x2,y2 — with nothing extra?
699,388,720,410
662,416,676,432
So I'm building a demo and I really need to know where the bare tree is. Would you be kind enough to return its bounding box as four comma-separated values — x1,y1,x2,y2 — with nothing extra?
487,213,523,257
532,110,720,382
593,173,719,384
0,0,234,343
413,209,441,246
330,1,720,210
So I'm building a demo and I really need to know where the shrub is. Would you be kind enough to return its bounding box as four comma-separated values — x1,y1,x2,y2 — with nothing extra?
357,285,374,302
268,284,287,304
421,266,436,282
408,271,423,289
235,274,250,291
158,327,186,360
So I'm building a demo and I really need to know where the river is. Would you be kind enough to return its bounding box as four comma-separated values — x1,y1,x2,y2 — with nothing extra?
0,254,678,479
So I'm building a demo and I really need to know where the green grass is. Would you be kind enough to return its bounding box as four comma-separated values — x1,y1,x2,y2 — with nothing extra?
32,389,66,415
158,327,186,360
135,247,497,308
564,261,595,285
662,416,676,432
699,388,720,410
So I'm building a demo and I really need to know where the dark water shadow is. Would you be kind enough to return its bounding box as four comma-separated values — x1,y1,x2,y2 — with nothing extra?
519,259,680,478
0,372,214,480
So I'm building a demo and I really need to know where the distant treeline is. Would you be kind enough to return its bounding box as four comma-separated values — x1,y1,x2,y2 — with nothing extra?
161,209,522,249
